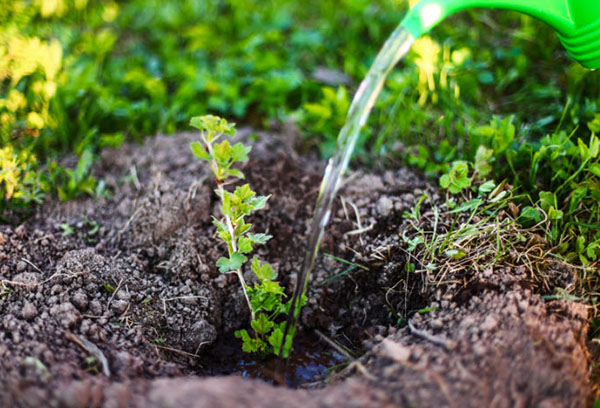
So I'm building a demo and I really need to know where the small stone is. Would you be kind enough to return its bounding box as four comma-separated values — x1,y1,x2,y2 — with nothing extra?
50,302,80,329
518,299,529,313
111,300,129,314
89,300,103,316
16,261,27,272
116,291,131,301
71,291,89,311
430,319,444,329
376,196,394,217
21,301,38,321
181,319,217,353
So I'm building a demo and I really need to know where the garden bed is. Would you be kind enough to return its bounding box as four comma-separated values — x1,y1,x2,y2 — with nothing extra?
0,130,592,407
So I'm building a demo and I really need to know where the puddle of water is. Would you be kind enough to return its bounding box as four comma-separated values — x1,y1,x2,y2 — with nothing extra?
198,334,346,388
238,345,345,388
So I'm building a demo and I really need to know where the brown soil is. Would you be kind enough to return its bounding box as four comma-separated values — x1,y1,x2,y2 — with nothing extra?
0,129,592,407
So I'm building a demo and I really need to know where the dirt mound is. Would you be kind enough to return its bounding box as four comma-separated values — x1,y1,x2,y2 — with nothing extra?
0,130,591,407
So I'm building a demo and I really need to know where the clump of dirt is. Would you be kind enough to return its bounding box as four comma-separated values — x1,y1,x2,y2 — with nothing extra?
0,129,592,407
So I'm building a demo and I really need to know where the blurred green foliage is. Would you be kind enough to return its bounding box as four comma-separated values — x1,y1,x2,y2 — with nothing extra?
1,0,600,271
0,0,406,219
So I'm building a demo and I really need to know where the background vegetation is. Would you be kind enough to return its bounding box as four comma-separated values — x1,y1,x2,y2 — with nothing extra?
2,1,599,308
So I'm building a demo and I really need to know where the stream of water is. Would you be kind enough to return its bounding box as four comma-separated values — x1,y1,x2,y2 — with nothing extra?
280,24,415,355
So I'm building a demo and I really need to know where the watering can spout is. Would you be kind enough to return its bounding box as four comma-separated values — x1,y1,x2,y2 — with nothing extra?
401,0,600,69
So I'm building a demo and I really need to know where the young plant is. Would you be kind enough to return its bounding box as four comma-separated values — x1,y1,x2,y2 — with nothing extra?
190,114,297,357
439,161,471,194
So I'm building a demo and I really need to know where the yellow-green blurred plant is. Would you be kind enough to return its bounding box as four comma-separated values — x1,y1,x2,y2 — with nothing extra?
0,34,62,141
410,35,464,105
0,145,43,216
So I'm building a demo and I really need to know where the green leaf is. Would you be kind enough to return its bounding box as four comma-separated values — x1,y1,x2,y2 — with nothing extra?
238,237,253,254
519,206,542,225
569,186,588,213
247,233,272,244
262,280,284,295
190,115,235,137
224,168,245,179
586,240,600,261
212,218,228,233
250,195,270,210
234,184,255,201
488,180,507,201
576,235,586,254
588,114,600,134
439,174,450,189
214,140,232,164
449,177,470,194
235,329,258,353
589,163,600,178
234,221,252,237
230,143,251,162
74,149,94,182
402,232,424,252
216,252,247,273
478,180,496,194
218,230,231,242
189,116,208,131
251,256,261,277
578,138,590,161
445,249,466,259
190,141,210,160
488,190,507,203
440,161,471,194
268,327,293,358
474,145,493,178
548,207,563,221
250,291,278,312
251,313,274,335
417,306,440,314
251,257,277,281
538,191,555,212
303,103,331,119
589,134,600,158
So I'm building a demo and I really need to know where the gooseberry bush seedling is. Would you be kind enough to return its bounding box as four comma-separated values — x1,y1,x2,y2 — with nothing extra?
190,115,299,358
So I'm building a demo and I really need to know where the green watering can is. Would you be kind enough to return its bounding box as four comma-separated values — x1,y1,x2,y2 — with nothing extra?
401,0,600,69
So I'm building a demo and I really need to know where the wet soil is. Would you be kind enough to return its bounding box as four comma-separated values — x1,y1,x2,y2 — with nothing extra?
0,128,593,407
